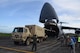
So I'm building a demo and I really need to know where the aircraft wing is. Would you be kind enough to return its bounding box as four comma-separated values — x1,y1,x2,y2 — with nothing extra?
61,26,79,30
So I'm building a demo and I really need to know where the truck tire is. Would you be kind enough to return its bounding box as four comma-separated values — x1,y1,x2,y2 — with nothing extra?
14,41,19,45
38,40,40,43
24,38,30,45
40,39,43,42
38,38,43,42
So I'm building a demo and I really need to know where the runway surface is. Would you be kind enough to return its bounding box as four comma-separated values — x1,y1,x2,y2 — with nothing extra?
0,36,80,53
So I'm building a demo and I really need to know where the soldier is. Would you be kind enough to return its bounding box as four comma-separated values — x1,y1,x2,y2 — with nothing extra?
68,36,75,53
71,36,76,53
32,35,37,51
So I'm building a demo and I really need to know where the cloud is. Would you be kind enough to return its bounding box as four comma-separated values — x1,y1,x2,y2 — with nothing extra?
0,0,8,4
0,0,47,7
0,26,14,33
59,14,80,22
63,29,75,33
0,0,80,33
0,0,32,7
51,0,80,11
51,0,80,18
58,14,80,28
0,0,47,16
50,0,80,28
9,7,22,16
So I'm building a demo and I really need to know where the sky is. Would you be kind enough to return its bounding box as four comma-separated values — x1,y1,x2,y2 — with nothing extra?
0,0,80,33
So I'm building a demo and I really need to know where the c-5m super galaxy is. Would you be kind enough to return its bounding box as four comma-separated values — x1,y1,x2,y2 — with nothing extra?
39,2,80,37
11,2,80,45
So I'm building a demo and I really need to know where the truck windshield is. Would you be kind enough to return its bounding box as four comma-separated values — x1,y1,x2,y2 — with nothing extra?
13,28,23,32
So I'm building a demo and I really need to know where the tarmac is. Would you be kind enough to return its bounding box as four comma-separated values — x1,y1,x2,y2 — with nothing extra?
0,36,80,53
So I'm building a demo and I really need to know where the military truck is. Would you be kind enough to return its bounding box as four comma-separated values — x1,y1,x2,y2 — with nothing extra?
12,25,47,45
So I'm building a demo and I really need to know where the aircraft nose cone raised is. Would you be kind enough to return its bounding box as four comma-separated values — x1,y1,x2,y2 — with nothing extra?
39,2,59,23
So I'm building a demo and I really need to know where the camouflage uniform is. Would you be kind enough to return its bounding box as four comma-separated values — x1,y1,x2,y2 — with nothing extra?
32,35,37,51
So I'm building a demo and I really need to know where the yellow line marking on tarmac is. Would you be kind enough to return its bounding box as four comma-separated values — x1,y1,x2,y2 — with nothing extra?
0,46,34,53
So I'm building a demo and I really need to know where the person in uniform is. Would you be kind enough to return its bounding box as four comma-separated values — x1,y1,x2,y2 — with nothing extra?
68,36,75,53
32,35,37,51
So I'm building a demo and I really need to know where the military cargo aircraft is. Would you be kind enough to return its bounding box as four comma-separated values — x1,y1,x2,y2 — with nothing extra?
39,2,80,37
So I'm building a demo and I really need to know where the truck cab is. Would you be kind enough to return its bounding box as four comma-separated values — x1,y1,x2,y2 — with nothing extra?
12,27,31,45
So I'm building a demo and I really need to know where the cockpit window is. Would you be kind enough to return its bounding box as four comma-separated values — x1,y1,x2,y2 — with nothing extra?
13,28,23,32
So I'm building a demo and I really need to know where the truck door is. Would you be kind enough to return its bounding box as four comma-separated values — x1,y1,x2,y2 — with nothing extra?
23,28,31,41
